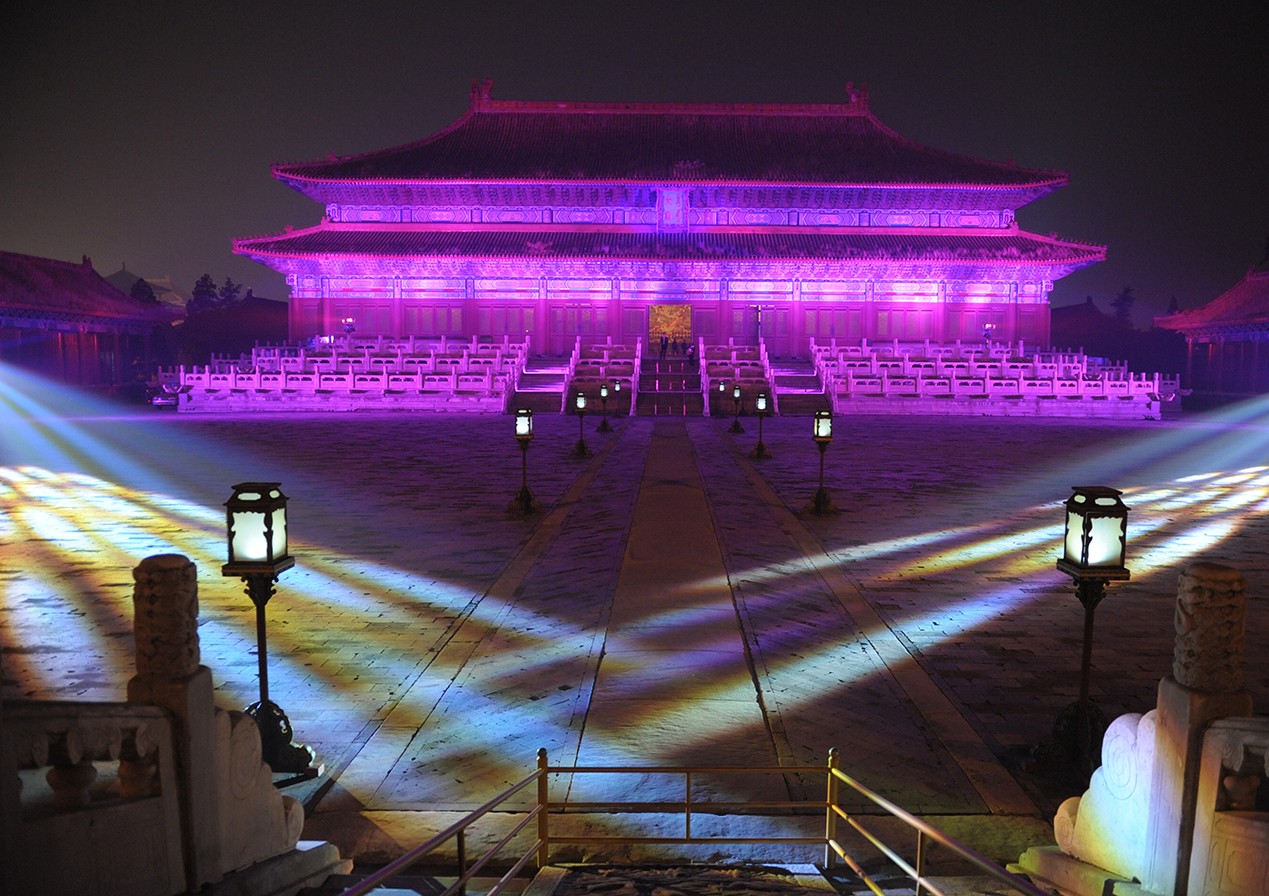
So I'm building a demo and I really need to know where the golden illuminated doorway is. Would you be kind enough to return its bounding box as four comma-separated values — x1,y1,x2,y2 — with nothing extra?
649,305,691,344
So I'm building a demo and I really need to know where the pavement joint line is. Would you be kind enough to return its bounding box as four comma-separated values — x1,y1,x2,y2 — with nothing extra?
333,426,630,805
686,422,804,779
714,423,1038,816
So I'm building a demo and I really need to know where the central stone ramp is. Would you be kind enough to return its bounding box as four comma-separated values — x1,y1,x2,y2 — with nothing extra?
568,420,784,805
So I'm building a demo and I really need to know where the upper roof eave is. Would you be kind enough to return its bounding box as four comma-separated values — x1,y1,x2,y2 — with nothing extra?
231,223,1106,268
269,87,1068,189
273,173,1070,192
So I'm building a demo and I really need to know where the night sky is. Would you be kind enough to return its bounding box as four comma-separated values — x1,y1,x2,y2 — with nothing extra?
3,2,1266,326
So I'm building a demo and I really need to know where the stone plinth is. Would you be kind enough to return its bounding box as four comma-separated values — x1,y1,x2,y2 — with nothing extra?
1144,563,1253,896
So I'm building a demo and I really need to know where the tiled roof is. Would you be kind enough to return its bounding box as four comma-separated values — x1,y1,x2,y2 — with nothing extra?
1156,266,1269,332
0,251,178,321
273,96,1066,189
235,227,1103,265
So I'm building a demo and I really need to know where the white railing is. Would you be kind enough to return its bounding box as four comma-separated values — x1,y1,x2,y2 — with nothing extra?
812,339,1181,409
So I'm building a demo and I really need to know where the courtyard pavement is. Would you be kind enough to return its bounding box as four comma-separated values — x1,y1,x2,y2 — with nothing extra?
3,381,1268,868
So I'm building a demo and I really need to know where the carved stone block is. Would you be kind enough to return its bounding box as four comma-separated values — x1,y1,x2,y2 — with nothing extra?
132,554,200,679
1174,562,1245,693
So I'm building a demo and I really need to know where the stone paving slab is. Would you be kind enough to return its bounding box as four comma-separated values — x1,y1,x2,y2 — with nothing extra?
3,399,1268,869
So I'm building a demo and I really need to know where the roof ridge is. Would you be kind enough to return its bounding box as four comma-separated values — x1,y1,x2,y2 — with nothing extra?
468,77,873,117
0,249,96,271
469,98,873,117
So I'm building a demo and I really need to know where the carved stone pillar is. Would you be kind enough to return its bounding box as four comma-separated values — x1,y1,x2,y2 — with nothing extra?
1173,562,1245,693
1145,562,1254,896
127,554,223,890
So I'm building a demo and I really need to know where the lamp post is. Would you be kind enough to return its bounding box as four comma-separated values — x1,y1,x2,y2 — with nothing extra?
809,411,834,515
572,391,590,458
612,379,622,416
598,382,612,432
511,409,540,514
729,382,745,433
222,483,316,775
1055,485,1130,773
750,392,771,459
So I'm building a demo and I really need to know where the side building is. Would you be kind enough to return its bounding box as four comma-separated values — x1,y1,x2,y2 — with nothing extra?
1155,260,1269,396
234,82,1103,357
0,251,178,390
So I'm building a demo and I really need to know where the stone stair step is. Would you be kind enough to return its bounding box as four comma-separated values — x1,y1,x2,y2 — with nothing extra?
774,392,831,415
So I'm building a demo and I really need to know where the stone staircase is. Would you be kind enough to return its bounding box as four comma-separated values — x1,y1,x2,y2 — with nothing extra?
510,358,570,412
510,356,829,417
301,864,851,895
635,357,704,416
770,358,830,416
300,870,536,894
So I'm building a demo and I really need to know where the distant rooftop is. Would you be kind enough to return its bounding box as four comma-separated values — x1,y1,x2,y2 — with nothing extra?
1156,266,1269,333
0,251,178,324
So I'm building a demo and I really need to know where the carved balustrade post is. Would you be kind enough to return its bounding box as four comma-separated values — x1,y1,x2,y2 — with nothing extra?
1145,562,1254,896
127,553,223,889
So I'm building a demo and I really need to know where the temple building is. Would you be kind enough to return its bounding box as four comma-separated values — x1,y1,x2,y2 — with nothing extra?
234,82,1104,358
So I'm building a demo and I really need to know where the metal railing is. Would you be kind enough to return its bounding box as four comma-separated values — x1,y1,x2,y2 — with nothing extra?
340,747,1049,896
823,748,1048,896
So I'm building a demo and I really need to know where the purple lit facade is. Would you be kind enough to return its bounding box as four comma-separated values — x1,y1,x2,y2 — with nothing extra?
235,83,1104,356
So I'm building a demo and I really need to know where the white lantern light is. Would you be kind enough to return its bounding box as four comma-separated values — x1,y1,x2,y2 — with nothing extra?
732,383,742,400
1058,486,1130,579
575,391,587,412
600,382,609,400
756,392,768,413
515,408,533,440
223,482,294,576
813,410,833,443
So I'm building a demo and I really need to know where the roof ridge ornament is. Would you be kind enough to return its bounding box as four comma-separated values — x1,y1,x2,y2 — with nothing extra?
845,82,869,109
471,77,494,108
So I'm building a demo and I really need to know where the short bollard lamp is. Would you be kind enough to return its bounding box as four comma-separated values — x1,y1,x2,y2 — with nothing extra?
1054,485,1130,772
750,391,771,459
598,382,612,432
512,409,540,514
729,382,745,433
222,483,316,776
572,391,590,458
809,411,835,515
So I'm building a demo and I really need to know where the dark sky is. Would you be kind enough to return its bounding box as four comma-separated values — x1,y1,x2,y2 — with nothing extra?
3,2,1266,325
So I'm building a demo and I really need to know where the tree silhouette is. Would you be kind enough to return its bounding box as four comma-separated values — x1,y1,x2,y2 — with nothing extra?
217,276,242,306
187,274,219,314
1111,286,1136,328
129,277,158,304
